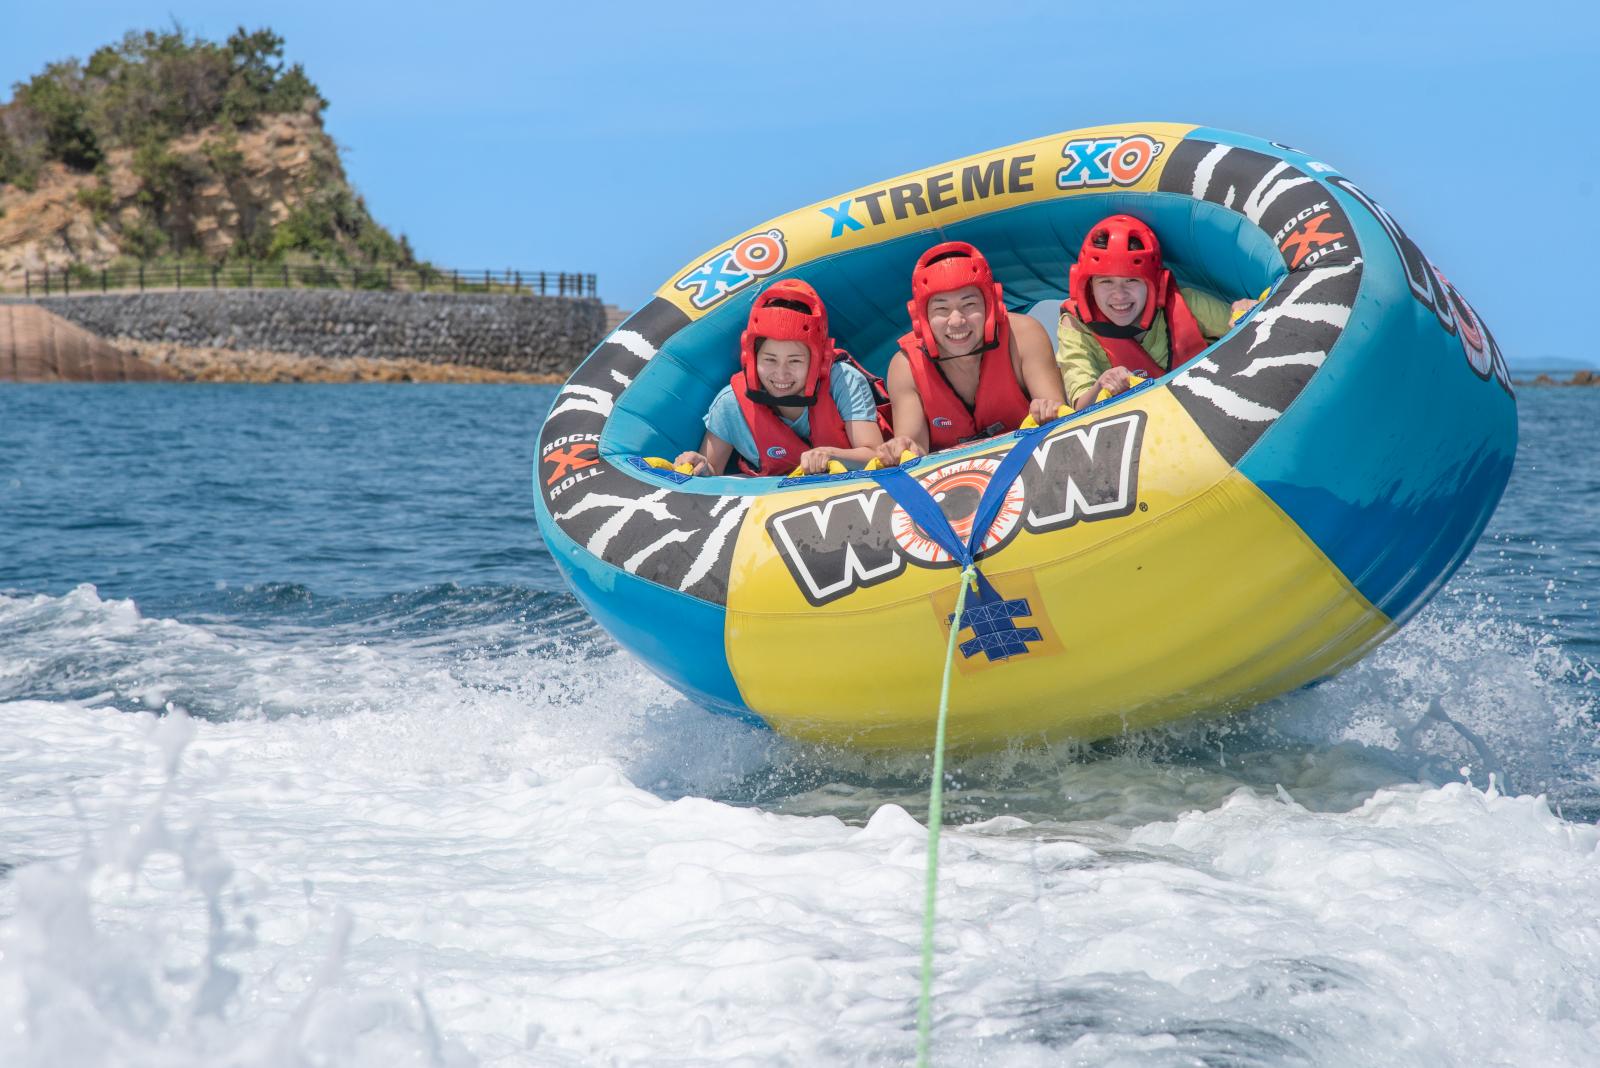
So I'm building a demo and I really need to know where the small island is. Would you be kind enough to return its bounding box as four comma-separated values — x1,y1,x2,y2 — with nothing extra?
0,28,605,382
1514,370,1600,388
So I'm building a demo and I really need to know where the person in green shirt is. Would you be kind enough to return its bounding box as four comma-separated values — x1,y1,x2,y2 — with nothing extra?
1057,215,1257,409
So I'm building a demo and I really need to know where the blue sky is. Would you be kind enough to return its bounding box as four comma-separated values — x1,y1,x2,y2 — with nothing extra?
4,1,1595,365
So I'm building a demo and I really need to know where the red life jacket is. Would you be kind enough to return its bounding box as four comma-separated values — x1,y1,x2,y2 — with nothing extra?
898,241,1032,450
731,360,853,476
898,326,1030,451
1064,287,1209,379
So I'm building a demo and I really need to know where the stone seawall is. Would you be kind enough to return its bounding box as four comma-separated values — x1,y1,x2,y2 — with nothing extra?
33,290,607,375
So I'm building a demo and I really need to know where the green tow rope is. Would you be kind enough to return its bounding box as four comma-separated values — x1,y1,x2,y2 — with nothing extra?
916,562,978,1067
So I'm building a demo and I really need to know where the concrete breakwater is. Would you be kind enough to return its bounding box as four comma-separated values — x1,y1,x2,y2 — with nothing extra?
0,303,172,381
32,290,608,375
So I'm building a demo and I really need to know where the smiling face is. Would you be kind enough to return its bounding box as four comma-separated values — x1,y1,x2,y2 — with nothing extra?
926,284,988,358
1091,275,1149,328
754,338,811,398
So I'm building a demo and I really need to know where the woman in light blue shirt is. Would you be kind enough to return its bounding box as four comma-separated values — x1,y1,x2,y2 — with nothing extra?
676,280,885,476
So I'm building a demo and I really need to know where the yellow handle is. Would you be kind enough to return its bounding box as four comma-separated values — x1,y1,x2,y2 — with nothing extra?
643,456,696,475
864,450,919,471
789,459,849,477
1094,374,1146,404
1018,404,1071,430
1230,287,1273,325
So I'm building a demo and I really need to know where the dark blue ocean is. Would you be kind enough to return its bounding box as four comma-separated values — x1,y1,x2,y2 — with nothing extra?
3,383,1598,1066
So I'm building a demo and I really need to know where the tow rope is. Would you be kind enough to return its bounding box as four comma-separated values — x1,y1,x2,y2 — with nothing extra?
865,424,1053,1065
916,560,975,1065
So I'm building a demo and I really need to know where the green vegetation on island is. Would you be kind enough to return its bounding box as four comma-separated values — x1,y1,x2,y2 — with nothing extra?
0,27,417,273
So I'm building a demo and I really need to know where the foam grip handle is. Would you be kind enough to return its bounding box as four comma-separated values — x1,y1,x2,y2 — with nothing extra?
789,460,849,477
1019,405,1071,430
643,456,696,475
1094,375,1147,404
1230,287,1273,325
865,450,919,471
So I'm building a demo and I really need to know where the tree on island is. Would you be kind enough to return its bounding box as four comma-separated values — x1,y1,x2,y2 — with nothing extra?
0,26,418,271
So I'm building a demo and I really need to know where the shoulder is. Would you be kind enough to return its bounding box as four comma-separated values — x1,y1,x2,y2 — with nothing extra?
829,361,874,401
1056,304,1096,337
1054,309,1102,351
831,360,868,387
708,383,738,411
1007,310,1050,346
828,361,877,417
705,384,742,428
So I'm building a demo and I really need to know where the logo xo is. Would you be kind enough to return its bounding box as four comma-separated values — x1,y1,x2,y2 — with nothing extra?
675,230,788,310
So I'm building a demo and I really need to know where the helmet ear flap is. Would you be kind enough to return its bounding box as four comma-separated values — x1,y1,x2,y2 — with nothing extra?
987,280,1006,350
1067,258,1095,320
739,324,761,392
908,296,938,360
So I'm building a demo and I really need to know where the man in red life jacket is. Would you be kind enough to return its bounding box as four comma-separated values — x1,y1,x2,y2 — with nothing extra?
675,279,885,476
874,241,1065,466
1058,215,1255,409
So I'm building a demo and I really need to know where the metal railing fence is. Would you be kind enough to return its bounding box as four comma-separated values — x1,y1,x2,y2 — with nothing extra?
7,264,597,299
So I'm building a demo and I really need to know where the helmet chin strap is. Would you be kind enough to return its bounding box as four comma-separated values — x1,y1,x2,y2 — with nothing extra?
931,335,1000,361
1086,320,1144,340
746,384,820,408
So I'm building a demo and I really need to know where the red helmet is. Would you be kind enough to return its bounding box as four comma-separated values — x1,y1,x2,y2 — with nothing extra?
739,279,835,406
907,241,1005,359
1068,215,1171,331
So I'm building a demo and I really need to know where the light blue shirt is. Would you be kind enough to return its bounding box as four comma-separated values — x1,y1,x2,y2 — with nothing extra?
705,362,878,468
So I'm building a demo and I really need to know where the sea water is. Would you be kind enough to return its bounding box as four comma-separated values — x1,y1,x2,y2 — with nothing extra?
1,383,1597,1066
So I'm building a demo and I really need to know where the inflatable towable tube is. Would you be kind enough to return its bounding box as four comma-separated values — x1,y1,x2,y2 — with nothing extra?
533,122,1516,751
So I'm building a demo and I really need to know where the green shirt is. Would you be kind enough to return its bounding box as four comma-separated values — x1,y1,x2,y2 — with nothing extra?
1056,287,1234,405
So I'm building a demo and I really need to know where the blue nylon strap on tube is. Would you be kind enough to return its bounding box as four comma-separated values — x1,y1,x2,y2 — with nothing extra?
870,465,972,566
966,427,1049,558
871,428,1055,568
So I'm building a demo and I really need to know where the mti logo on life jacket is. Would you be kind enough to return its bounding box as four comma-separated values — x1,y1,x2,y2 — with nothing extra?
674,230,788,310
1057,135,1164,190
765,445,788,459
931,416,954,428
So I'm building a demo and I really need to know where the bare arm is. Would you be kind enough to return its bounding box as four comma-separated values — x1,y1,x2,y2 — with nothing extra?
1057,311,1109,408
874,352,929,465
675,430,734,476
1010,312,1067,423
1074,367,1137,409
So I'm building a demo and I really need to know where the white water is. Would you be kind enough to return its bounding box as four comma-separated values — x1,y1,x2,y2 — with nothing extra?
4,585,1600,1066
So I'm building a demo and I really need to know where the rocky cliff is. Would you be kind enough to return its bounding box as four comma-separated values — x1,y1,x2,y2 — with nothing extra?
0,28,412,288
0,110,375,286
